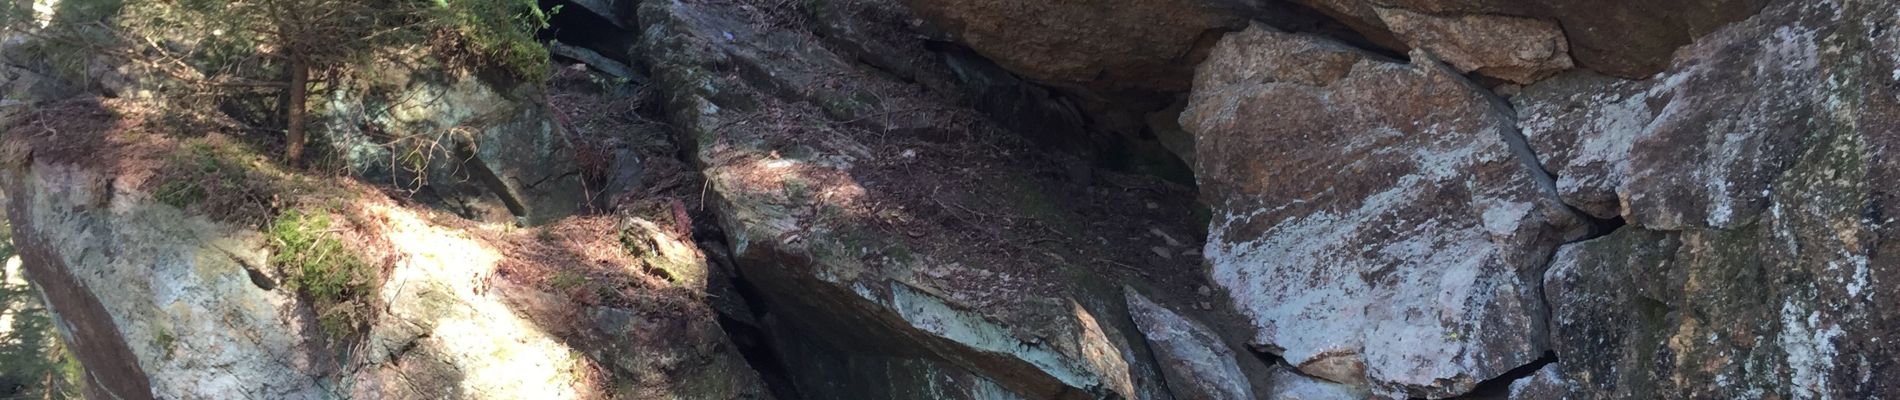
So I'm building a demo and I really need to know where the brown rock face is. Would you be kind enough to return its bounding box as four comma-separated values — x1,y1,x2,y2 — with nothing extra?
1181,24,1578,397
1371,7,1571,83
900,0,1238,94
1288,0,1768,79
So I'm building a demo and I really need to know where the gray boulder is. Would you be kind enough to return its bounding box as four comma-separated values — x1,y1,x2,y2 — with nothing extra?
1179,24,1579,397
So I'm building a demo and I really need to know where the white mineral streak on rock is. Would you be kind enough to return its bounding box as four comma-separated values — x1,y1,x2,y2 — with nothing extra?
1187,26,1559,397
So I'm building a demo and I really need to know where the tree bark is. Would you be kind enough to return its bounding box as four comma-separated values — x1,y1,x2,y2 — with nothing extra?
285,55,309,167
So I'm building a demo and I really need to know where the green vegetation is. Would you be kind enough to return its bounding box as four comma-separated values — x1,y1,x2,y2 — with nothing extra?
154,144,236,209
268,209,373,338
436,0,560,81
548,270,589,291
153,141,298,226
2,0,557,165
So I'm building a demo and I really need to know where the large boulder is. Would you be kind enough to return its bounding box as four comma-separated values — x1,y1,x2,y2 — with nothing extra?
1179,24,1581,397
1515,0,1900,397
639,0,1231,397
0,105,768,399
1286,0,1768,79
1516,0,1841,231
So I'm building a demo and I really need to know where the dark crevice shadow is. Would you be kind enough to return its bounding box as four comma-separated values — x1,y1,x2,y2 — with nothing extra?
1439,351,1557,400
716,271,805,399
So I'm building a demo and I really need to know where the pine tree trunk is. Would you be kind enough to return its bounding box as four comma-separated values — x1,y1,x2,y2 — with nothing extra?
285,56,309,167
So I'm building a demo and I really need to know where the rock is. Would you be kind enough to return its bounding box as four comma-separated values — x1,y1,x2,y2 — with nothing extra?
602,147,644,202
550,40,646,84
0,66,72,109
1263,363,1370,400
899,0,1237,94
1146,101,1198,168
764,318,1032,400
803,0,960,92
1125,290,1254,400
638,0,1212,397
319,55,584,225
1507,364,1578,400
1523,2,1900,394
1538,228,1679,399
1512,71,1653,220
1180,24,1578,397
566,0,635,28
1,124,767,399
829,0,1204,182
1282,0,1768,79
1516,0,1839,230
1370,7,1572,84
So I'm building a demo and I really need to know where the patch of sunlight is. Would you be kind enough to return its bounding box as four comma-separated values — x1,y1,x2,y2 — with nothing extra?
1071,300,1137,397
370,202,591,399
0,256,22,337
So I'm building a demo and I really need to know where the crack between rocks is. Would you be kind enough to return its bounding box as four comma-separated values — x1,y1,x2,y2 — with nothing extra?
1438,351,1557,399
1477,74,1626,243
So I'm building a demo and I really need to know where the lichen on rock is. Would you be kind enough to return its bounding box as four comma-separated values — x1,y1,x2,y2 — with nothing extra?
1180,23,1578,397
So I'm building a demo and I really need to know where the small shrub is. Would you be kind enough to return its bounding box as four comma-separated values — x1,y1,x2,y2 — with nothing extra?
268,209,372,339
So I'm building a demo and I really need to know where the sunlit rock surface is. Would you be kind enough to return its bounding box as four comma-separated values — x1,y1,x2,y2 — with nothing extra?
1,138,766,399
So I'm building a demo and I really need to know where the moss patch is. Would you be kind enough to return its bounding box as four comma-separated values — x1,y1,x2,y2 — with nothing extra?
151,140,310,225
432,0,558,81
268,208,373,339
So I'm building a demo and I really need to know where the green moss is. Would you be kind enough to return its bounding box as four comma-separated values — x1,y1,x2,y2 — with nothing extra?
154,178,208,208
154,330,177,358
268,208,372,339
153,141,303,224
432,0,557,81
548,270,588,290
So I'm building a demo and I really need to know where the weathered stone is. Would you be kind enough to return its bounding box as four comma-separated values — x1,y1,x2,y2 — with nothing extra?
1537,228,1678,399
2,135,767,399
898,0,1237,94
1181,24,1578,397
1513,71,1652,220
5,162,278,400
1521,3,1900,396
1125,290,1253,400
1507,364,1578,400
1371,7,1571,84
1285,0,1767,79
1517,0,1840,231
638,0,1214,397
319,58,584,225
550,40,645,83
1263,363,1370,400
803,0,960,93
